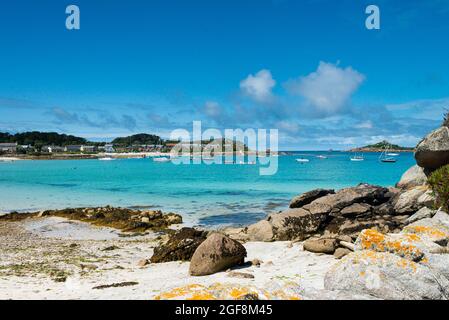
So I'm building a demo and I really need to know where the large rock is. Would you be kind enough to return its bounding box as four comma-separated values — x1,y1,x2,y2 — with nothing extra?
245,220,274,242
150,228,208,263
269,208,328,241
289,189,335,209
403,218,449,246
354,229,441,262
189,233,247,276
396,165,428,189
405,207,435,225
415,126,449,172
303,238,337,254
393,187,426,214
306,184,390,217
433,210,449,224
324,250,449,300
340,203,371,217
416,190,435,208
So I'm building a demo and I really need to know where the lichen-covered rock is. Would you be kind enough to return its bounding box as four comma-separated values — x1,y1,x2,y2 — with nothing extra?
396,165,428,189
246,220,274,242
405,207,435,225
402,218,449,246
150,228,208,263
289,189,335,209
415,126,449,172
303,238,337,254
269,208,328,241
189,233,247,276
354,229,441,262
324,250,449,300
393,187,426,214
154,282,304,300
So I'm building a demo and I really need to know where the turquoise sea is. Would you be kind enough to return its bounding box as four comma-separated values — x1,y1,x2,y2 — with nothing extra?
0,152,415,227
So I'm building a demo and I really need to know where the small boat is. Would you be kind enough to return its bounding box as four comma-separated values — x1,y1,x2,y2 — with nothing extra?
296,158,310,163
379,144,398,163
98,157,115,161
350,155,364,162
153,157,171,163
316,155,328,159
387,153,400,157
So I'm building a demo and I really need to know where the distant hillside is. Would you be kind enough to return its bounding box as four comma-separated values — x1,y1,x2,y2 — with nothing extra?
0,131,88,147
350,140,414,152
112,133,164,146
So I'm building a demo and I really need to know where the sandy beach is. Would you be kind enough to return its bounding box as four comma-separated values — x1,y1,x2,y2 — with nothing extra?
0,216,336,300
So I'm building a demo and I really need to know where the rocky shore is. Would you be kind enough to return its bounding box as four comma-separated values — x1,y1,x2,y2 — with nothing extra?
1,121,449,300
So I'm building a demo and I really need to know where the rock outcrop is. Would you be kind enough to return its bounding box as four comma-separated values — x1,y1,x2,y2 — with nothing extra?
240,183,426,242
0,206,183,233
189,233,247,276
289,189,335,209
415,126,449,172
245,220,274,242
269,208,328,241
396,165,428,189
325,209,449,300
150,228,208,263
324,250,449,300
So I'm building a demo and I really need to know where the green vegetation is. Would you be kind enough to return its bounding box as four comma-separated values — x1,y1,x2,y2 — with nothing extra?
428,164,449,212
0,131,87,148
361,140,414,150
111,133,163,146
444,112,449,128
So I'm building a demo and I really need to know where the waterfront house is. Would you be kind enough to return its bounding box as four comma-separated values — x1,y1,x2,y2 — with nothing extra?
42,146,64,153
0,143,18,153
80,145,96,153
64,145,82,152
105,144,115,153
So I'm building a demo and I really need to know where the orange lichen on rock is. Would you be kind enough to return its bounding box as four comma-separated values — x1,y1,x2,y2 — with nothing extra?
154,284,216,300
404,225,449,240
357,229,424,262
154,283,303,300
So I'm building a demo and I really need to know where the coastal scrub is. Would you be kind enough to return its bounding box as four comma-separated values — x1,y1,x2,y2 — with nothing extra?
428,164,449,212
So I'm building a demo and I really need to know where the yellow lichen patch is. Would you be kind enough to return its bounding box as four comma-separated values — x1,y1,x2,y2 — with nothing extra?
404,225,449,240
396,258,418,273
154,284,213,300
358,229,424,262
154,283,304,300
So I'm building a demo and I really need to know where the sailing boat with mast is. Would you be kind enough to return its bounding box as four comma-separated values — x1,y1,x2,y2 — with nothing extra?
379,143,397,163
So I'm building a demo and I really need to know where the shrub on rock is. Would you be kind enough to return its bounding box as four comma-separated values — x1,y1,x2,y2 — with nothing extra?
428,164,449,212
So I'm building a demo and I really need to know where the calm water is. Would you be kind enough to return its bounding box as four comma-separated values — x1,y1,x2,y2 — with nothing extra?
0,152,415,227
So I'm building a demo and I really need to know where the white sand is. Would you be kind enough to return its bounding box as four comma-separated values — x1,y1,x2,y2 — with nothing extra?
0,217,337,300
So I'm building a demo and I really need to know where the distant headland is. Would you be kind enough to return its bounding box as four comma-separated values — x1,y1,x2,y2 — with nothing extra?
348,140,415,153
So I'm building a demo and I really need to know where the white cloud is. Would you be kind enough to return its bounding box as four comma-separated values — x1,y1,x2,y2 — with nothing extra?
276,120,300,134
286,61,365,113
203,101,222,118
240,69,276,103
355,120,373,129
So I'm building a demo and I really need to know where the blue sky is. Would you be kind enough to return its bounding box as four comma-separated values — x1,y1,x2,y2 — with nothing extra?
0,0,448,149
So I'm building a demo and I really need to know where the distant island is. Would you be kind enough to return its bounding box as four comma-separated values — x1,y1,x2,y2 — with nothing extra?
0,131,249,159
348,140,414,153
